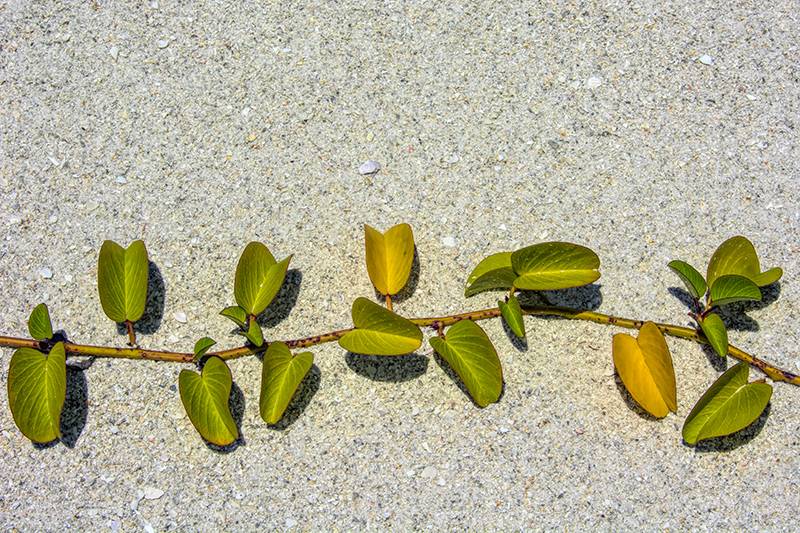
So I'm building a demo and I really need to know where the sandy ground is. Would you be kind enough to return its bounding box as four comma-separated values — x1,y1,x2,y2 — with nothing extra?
1,1,799,531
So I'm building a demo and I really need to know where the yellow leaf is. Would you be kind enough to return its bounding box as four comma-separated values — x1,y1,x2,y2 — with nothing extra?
364,223,414,296
612,322,677,418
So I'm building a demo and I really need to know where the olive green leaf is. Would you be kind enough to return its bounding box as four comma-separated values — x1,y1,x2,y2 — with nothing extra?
708,275,761,307
464,251,516,297
179,356,238,446
707,236,782,289
28,303,53,340
97,240,149,323
241,320,264,347
429,320,503,407
612,322,677,418
338,297,422,355
234,242,292,316
192,337,217,362
682,362,772,445
698,313,728,357
511,242,600,291
7,342,66,443
498,295,525,338
260,341,314,424
668,260,707,299
364,223,415,296
220,305,248,328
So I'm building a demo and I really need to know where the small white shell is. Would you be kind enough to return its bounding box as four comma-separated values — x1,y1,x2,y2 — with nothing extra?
358,160,380,175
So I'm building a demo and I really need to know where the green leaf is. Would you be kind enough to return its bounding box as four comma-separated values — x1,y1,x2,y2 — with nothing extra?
220,305,248,328
193,337,217,362
7,342,66,443
612,322,677,418
464,252,516,297
28,303,53,340
179,356,238,446
511,242,600,290
97,240,149,323
498,295,525,338
365,223,415,296
338,297,422,355
260,341,314,424
234,242,292,316
429,320,503,407
682,362,772,445
242,320,264,347
707,236,783,288
668,260,707,299
708,274,761,307
698,313,728,357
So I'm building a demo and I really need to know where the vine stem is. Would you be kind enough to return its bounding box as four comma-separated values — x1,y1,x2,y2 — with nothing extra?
0,305,797,385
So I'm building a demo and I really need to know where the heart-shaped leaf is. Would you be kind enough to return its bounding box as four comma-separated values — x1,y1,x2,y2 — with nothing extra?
338,297,422,355
234,242,292,316
179,356,238,446
97,240,149,323
668,260,707,299
698,313,728,357
28,303,53,340
7,342,66,443
708,274,761,307
429,320,503,407
365,223,415,296
682,361,772,445
220,305,248,328
464,252,516,297
193,337,216,362
612,322,677,418
707,236,783,288
260,341,314,424
511,242,600,290
498,295,525,338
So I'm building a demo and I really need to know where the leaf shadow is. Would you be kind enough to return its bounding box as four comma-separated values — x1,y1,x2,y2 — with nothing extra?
684,402,771,452
267,364,322,431
373,246,421,306
117,261,165,337
515,284,603,312
667,287,697,311
204,381,246,454
700,343,728,372
33,366,90,450
345,351,429,382
256,269,302,330
500,316,528,351
431,350,505,408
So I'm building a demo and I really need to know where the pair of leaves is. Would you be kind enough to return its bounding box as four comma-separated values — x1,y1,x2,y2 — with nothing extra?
365,223,414,296
338,298,422,355
97,240,149,323
613,323,771,444
465,242,600,297
220,242,293,347
179,342,313,445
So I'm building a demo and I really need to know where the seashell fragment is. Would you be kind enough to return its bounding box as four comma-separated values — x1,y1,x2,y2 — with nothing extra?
358,160,380,175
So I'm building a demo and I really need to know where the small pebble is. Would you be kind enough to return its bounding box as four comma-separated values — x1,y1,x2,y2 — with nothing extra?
242,106,250,116
442,236,456,247
499,223,507,230
420,466,437,478
143,487,164,500
39,268,53,279
436,478,447,486
48,215,58,224
587,76,602,89
9,217,21,225
158,39,170,49
699,54,713,65
109,46,119,61
173,311,187,323
248,133,257,142
358,160,380,174
366,132,374,142
116,176,127,184
446,154,459,163
286,519,298,527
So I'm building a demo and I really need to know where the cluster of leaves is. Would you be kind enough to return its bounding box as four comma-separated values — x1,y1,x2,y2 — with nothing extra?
3,225,789,449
